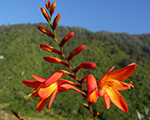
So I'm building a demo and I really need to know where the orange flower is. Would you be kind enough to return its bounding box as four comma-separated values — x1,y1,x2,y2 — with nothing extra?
86,74,98,103
23,71,82,111
97,63,136,112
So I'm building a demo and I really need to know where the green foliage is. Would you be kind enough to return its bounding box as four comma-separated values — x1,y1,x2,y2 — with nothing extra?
0,23,150,120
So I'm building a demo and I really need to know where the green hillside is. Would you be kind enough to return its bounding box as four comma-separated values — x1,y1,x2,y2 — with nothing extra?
0,23,150,120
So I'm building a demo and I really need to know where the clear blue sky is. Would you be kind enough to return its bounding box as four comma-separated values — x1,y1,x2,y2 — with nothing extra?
0,0,150,34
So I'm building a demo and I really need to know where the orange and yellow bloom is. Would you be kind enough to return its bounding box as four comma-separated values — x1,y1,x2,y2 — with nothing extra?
97,63,136,112
23,71,83,111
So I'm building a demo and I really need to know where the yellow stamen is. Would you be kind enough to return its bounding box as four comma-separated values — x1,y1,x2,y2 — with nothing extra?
24,94,32,100
24,83,45,100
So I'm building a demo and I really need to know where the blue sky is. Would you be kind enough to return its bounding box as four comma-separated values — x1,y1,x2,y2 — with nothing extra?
0,0,150,34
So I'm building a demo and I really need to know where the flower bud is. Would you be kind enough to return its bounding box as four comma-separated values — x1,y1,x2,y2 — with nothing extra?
38,26,54,38
50,2,56,15
40,44,61,55
74,62,96,73
60,32,74,47
44,57,69,67
44,56,62,63
41,7,50,22
82,103,89,110
68,45,85,61
11,110,24,120
87,74,98,103
45,1,51,11
53,13,61,30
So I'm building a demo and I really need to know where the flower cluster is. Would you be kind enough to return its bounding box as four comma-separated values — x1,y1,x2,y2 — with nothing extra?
13,1,136,120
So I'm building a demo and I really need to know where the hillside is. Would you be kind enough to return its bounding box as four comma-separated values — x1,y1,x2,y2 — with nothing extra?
0,23,150,120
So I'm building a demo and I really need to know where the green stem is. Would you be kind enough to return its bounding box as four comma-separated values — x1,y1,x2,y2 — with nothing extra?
53,29,59,45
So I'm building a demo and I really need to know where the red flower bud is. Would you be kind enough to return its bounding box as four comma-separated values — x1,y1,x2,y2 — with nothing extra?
38,26,54,38
11,110,24,120
44,56,62,63
68,45,85,61
87,74,98,103
50,2,56,15
44,57,69,67
53,13,61,30
45,1,51,11
82,103,89,110
40,44,61,55
41,7,50,22
60,32,74,47
74,62,96,73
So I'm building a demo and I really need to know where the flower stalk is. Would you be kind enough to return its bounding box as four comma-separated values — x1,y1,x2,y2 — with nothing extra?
22,1,137,120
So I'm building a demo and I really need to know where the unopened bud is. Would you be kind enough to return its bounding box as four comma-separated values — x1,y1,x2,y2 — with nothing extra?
60,32,74,47
82,103,89,110
38,26,54,38
40,44,61,55
53,13,61,30
44,56,69,67
50,2,56,15
68,45,85,61
41,7,50,22
45,1,51,11
74,62,96,73
44,56,62,63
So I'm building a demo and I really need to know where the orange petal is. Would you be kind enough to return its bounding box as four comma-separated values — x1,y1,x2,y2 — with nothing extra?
32,75,46,82
37,97,50,111
107,63,136,81
38,82,57,99
106,87,128,112
87,74,98,103
22,80,41,88
45,71,64,86
97,66,115,86
48,88,57,109
107,80,134,91
103,93,110,109
99,87,106,96
57,84,81,94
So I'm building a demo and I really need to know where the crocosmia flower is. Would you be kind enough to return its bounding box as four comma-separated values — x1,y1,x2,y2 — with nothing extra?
23,71,82,111
97,63,136,112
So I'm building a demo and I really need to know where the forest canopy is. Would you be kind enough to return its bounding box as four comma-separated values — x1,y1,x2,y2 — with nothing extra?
0,23,150,120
